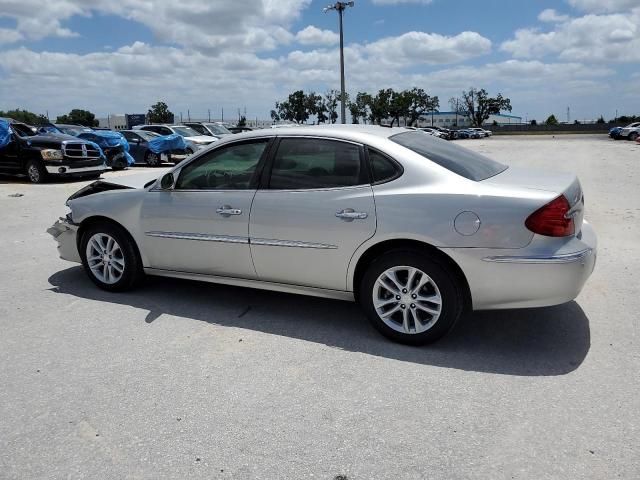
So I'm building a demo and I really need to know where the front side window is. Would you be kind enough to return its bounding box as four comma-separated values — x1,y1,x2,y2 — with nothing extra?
176,140,269,190
269,138,364,190
121,131,138,142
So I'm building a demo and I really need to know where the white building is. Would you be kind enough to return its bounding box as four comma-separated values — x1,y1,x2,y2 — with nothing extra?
415,111,522,127
97,114,127,130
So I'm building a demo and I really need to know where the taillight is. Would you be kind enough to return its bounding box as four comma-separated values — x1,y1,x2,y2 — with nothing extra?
525,195,575,237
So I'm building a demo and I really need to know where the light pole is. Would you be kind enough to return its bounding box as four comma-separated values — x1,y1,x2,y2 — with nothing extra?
324,1,354,124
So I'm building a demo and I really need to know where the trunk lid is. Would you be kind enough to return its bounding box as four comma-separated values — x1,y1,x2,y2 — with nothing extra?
483,166,584,233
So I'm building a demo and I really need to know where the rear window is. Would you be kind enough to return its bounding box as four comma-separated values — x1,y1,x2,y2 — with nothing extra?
390,131,507,181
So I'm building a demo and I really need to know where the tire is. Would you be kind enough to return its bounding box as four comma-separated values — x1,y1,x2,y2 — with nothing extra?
80,222,144,292
145,151,161,167
359,249,464,345
629,132,638,141
25,159,48,184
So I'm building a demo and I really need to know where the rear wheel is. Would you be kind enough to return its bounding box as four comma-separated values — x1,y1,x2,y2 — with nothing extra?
80,223,144,292
359,250,464,345
145,151,161,167
629,132,638,141
25,159,48,184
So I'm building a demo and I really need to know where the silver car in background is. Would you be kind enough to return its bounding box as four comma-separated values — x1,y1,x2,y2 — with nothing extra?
49,125,596,344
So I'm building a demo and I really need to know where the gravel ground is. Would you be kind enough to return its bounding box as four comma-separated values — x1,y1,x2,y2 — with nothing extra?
0,134,638,479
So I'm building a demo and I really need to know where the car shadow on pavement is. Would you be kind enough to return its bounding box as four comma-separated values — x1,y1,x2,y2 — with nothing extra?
48,266,590,377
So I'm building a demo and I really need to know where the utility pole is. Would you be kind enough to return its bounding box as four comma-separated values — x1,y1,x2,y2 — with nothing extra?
208,109,211,122
567,106,570,124
455,99,458,127
188,109,191,122
324,1,354,124
222,107,224,122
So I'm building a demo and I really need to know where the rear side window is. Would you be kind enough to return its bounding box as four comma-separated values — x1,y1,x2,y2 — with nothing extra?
269,138,365,189
368,148,402,183
391,131,507,181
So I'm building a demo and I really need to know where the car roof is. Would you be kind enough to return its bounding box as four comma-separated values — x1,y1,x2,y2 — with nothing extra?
235,124,409,142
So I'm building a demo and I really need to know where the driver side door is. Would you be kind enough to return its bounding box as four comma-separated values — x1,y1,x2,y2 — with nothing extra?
139,138,272,278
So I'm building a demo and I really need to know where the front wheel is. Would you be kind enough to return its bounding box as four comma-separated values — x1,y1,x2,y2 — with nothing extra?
25,159,48,184
359,250,464,345
80,223,144,292
145,151,161,167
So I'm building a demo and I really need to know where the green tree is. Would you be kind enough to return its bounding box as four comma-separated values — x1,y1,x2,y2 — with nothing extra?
324,90,340,124
596,115,605,124
238,115,247,127
368,88,394,125
348,92,371,124
404,88,439,127
270,108,281,123
458,88,512,127
306,92,328,124
530,119,538,126
56,109,99,127
0,109,48,125
147,101,174,124
275,90,308,124
545,114,559,126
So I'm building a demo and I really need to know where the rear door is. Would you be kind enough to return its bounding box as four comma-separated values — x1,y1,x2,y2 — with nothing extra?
249,137,376,291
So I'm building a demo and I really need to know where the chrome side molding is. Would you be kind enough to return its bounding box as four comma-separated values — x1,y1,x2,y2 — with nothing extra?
482,248,593,264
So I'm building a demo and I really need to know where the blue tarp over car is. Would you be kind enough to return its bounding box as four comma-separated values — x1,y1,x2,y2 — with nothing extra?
77,130,135,166
0,119,12,149
147,133,187,154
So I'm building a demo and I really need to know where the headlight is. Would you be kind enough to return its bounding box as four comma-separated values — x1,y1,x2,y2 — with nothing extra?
41,149,64,161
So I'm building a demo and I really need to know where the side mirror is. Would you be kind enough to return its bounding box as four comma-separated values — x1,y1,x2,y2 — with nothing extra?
160,172,175,190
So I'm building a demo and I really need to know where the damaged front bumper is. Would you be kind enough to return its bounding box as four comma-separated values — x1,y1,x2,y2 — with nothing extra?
47,215,81,263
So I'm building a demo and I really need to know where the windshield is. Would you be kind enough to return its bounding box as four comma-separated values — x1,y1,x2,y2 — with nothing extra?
137,131,160,140
57,125,92,136
390,131,508,181
204,123,232,135
172,126,199,137
11,123,37,137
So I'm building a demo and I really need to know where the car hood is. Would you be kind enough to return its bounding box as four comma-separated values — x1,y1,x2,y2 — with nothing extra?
106,169,171,188
185,135,218,143
67,169,170,202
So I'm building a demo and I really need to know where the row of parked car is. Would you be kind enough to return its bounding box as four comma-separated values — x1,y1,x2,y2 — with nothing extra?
407,126,493,140
609,122,640,141
0,118,252,183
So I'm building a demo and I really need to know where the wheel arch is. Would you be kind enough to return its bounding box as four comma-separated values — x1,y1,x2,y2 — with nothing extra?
351,238,472,311
76,215,145,266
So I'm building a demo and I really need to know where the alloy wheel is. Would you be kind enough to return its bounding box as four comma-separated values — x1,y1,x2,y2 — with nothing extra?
372,266,442,334
27,164,41,183
85,233,125,285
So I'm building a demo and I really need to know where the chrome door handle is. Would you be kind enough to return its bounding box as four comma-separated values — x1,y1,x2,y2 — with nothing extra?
336,209,368,220
216,205,242,216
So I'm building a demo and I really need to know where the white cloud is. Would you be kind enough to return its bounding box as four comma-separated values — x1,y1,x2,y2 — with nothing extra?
501,8,640,62
538,9,570,23
567,0,638,13
0,28,23,45
0,0,310,53
364,31,491,66
295,26,339,46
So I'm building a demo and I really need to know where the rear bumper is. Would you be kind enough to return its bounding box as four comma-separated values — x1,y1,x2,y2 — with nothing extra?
443,221,597,310
47,217,81,263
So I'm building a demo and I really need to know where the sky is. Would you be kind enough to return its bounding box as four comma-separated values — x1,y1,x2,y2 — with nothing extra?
0,0,638,122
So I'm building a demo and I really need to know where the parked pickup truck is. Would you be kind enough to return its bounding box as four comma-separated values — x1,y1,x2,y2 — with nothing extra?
0,118,107,183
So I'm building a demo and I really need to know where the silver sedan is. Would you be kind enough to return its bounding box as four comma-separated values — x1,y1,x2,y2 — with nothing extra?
49,125,597,344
